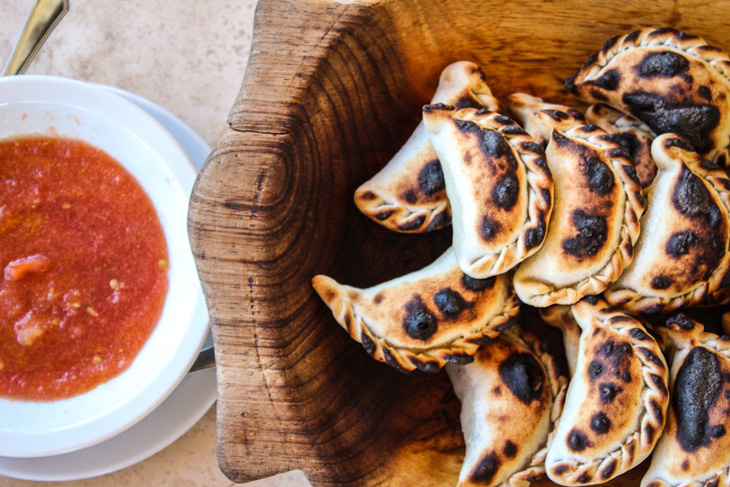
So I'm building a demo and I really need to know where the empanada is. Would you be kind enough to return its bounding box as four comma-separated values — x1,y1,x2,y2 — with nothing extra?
508,93,586,147
545,297,669,485
513,122,646,307
605,133,730,313
585,103,657,188
540,304,583,377
642,314,730,487
565,27,730,166
422,106,553,278
354,61,501,233
311,247,519,373
446,319,569,487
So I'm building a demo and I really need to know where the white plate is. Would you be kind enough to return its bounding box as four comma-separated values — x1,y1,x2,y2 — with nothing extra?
0,84,216,481
0,75,208,458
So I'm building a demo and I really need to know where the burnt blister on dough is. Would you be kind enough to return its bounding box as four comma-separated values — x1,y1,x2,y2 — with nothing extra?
417,159,446,197
498,352,546,404
674,347,724,452
434,288,473,319
402,295,438,341
461,274,496,292
622,91,720,155
492,173,520,210
562,210,608,258
636,51,690,79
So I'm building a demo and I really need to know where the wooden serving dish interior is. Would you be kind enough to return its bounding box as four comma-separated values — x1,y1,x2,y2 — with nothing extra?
188,0,730,485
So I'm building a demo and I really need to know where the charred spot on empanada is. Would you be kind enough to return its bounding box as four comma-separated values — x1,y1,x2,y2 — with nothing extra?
566,28,730,166
643,315,730,487
423,106,553,279
546,298,668,485
514,122,645,307
586,103,657,188
354,61,502,233
605,134,730,313
447,320,569,487
311,248,519,373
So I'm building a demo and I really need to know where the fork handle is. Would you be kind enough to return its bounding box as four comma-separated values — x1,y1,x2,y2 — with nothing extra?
2,0,69,76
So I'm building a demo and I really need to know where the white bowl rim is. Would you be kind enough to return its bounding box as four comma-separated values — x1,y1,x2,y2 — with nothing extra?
0,74,208,458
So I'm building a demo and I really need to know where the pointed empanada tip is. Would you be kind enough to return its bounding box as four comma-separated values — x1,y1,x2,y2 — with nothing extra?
311,274,343,306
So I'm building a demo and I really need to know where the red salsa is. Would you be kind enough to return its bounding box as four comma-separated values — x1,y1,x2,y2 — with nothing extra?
0,136,169,400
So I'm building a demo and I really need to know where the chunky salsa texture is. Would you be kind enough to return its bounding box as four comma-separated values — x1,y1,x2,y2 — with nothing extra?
0,136,169,401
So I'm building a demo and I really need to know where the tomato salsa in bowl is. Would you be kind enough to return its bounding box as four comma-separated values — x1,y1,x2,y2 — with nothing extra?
0,76,208,458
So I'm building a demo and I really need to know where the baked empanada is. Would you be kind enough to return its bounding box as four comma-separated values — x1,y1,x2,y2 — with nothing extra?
585,103,657,188
354,61,501,233
605,134,730,313
513,122,646,307
540,304,583,377
446,319,569,487
422,106,553,278
545,297,669,485
642,314,730,487
311,247,519,373
508,93,586,147
565,27,730,166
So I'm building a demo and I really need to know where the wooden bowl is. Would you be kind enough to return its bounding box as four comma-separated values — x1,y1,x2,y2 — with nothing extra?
188,1,730,485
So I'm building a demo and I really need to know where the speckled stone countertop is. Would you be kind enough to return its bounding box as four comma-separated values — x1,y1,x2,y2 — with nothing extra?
0,1,309,486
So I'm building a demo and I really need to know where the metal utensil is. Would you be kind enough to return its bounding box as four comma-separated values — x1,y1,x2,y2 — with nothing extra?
2,0,69,76
189,345,216,373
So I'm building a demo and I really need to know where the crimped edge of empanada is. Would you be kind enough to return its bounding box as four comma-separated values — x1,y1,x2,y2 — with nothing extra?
565,27,730,162
424,106,554,278
605,139,730,314
507,92,586,147
311,274,521,373
566,27,730,98
515,123,646,307
547,304,669,485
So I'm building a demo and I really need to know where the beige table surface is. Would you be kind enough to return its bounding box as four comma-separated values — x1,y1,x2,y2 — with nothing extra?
0,1,310,486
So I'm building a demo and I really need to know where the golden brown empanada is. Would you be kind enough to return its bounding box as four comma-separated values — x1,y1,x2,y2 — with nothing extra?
507,93,586,147
446,319,569,487
605,133,730,313
565,27,730,166
642,314,730,487
585,103,657,188
354,61,501,233
422,106,553,278
513,122,646,307
311,247,519,373
545,297,669,485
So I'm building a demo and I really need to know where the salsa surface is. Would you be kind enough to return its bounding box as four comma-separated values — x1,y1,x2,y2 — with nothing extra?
0,136,169,401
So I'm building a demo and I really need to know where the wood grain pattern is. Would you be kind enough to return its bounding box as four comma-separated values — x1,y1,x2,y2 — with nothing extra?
188,0,730,485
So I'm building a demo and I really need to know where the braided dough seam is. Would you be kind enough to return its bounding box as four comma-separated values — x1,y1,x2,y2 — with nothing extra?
516,124,645,307
605,149,730,313
548,306,669,484
330,286,521,373
450,109,554,278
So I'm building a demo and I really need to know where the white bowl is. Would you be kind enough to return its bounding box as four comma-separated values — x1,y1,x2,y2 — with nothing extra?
0,75,209,458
